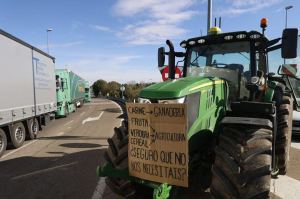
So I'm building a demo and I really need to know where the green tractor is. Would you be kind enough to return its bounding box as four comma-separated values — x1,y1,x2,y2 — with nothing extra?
98,23,299,198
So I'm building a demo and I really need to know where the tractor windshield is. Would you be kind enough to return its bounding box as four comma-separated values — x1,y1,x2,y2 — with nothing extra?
186,41,250,78
186,41,251,100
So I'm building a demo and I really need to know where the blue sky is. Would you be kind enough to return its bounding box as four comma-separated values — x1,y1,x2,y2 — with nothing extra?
0,0,299,84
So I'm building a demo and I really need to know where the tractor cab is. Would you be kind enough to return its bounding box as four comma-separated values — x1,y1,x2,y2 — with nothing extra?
157,25,298,105
182,31,267,101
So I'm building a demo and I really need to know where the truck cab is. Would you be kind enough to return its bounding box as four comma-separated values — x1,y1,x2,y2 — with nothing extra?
84,81,91,103
55,71,73,117
55,69,86,117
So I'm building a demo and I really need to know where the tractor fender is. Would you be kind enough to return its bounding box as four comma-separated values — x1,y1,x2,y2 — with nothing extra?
221,117,273,129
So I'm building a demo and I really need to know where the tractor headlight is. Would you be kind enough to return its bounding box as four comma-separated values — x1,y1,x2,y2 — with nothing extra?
158,97,186,104
138,98,151,104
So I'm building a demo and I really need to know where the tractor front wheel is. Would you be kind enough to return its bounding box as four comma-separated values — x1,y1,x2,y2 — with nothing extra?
211,121,272,199
104,121,152,199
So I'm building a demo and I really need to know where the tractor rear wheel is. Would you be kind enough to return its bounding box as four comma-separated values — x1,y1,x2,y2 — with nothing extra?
104,121,152,198
276,95,293,174
211,121,272,199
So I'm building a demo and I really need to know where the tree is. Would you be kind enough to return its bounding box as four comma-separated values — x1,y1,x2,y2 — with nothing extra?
92,79,154,101
92,79,108,97
124,85,135,101
107,81,121,97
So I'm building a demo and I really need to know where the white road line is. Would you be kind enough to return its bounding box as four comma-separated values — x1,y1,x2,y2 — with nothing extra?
291,142,300,150
0,140,38,160
82,112,104,125
92,177,107,199
110,101,124,126
11,162,78,180
80,112,86,117
63,120,74,126
271,175,300,199
57,132,65,136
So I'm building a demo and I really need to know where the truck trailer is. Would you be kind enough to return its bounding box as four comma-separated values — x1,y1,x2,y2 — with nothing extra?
0,29,57,157
55,69,86,117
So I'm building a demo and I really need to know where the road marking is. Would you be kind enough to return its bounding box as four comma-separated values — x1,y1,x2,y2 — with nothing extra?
11,162,78,180
0,140,38,160
80,112,86,117
63,120,74,126
291,142,300,150
82,112,104,125
57,132,65,136
110,100,123,126
271,175,300,199
92,177,107,199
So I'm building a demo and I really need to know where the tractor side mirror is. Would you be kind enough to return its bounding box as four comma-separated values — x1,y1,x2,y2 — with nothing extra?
281,28,298,58
158,47,165,68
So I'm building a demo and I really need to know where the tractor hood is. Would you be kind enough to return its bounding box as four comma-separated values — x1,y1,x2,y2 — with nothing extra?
139,76,223,99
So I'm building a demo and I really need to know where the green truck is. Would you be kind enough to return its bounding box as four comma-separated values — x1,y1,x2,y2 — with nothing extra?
55,69,86,117
84,81,91,103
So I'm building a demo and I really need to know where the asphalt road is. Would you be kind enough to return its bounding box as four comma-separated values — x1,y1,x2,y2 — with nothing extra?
1,98,300,199
0,98,122,199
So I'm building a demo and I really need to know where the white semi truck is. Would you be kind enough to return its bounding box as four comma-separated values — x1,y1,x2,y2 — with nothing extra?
0,29,57,157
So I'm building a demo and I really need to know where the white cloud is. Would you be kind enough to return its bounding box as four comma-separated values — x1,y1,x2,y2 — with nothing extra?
119,22,187,45
219,0,282,15
89,24,112,32
113,0,203,45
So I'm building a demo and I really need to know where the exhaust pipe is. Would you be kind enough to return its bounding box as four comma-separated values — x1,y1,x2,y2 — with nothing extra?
166,40,175,80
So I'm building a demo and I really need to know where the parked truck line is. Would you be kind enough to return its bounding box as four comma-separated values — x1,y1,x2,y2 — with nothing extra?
0,29,89,157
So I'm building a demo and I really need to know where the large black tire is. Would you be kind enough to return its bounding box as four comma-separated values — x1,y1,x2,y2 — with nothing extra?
276,96,293,174
27,118,39,140
104,121,138,198
0,129,7,157
211,122,272,199
10,122,26,148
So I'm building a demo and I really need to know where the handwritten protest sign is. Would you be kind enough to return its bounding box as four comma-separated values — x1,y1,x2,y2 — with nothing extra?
126,103,188,187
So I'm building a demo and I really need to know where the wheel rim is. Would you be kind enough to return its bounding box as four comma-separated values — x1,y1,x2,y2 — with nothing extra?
31,121,38,135
15,127,24,142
